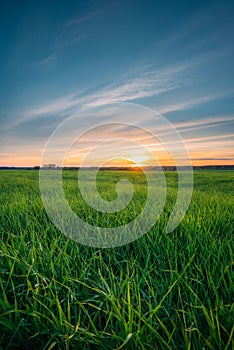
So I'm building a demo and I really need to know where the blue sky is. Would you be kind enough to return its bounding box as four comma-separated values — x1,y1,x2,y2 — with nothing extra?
0,0,234,166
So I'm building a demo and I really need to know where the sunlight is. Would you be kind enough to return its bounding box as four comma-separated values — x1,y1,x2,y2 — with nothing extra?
131,155,150,167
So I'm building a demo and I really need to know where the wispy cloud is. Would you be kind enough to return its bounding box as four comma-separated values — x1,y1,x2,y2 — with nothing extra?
173,115,234,135
184,133,234,144
39,31,87,64
40,53,56,64
17,61,191,125
80,61,188,107
158,90,234,114
2,116,233,166
192,157,234,161
174,115,234,130
25,92,80,117
53,34,87,50
66,11,99,26
39,10,94,65
6,53,234,141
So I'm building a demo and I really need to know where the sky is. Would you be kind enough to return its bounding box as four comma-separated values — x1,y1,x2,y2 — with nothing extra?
0,0,234,167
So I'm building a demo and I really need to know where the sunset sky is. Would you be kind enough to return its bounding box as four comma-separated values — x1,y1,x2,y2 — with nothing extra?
0,0,233,167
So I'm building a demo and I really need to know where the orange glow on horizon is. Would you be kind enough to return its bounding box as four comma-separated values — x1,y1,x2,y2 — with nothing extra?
0,139,233,168
1,155,233,167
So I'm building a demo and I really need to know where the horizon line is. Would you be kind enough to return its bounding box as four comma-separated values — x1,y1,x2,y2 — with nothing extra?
0,164,234,169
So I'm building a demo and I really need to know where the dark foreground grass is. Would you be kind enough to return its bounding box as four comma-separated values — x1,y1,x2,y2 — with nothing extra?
0,170,233,349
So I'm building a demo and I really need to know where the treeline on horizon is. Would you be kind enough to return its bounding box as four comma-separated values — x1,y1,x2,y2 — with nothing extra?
1,165,234,171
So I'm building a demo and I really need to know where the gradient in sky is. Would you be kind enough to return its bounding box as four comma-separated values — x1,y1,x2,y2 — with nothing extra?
0,0,233,166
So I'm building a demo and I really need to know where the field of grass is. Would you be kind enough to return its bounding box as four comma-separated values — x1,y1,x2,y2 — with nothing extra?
0,170,233,349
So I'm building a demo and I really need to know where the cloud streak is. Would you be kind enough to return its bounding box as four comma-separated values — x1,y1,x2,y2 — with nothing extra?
158,90,234,114
66,11,100,26
39,10,94,65
11,60,193,128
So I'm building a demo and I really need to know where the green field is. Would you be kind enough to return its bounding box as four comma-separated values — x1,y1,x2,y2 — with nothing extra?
0,170,233,349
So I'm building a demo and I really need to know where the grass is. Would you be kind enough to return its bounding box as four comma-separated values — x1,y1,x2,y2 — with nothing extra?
0,169,233,349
